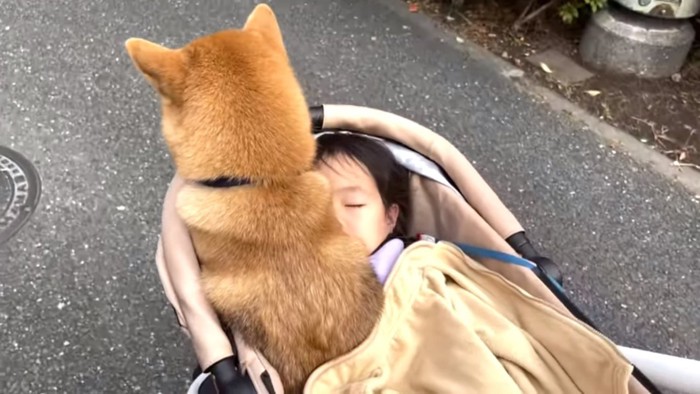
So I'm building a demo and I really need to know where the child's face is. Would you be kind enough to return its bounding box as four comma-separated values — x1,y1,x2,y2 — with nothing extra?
316,154,399,254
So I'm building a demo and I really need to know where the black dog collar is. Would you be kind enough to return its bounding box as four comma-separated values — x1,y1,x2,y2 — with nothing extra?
197,176,253,188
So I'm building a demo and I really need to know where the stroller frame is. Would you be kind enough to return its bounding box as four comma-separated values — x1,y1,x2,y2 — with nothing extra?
169,104,699,394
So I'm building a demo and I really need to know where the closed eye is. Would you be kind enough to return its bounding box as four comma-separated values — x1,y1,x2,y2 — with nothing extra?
345,204,365,208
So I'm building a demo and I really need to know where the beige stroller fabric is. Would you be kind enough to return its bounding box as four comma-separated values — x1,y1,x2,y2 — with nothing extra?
303,240,633,394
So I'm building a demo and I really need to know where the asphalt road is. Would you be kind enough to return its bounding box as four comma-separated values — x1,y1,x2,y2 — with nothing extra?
1,0,698,392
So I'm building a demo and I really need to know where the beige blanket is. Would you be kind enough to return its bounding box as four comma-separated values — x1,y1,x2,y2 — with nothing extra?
303,240,632,393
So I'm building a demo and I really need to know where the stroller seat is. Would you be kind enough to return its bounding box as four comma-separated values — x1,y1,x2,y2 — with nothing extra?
154,104,697,394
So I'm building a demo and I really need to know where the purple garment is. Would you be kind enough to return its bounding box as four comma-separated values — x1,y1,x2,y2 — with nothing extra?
369,238,405,284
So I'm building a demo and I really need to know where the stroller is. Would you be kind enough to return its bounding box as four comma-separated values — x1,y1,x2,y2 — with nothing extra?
155,104,699,394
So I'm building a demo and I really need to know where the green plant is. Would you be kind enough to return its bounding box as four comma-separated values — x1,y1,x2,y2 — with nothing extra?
513,0,608,30
559,0,608,24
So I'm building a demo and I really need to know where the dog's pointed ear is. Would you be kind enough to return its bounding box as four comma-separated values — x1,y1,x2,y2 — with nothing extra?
243,4,287,54
125,38,185,101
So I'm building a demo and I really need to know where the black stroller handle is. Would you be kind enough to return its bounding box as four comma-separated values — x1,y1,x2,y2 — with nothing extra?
506,231,563,286
310,105,324,133
194,355,257,394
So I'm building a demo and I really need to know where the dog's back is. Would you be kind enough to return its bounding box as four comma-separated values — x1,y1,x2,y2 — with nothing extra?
177,172,385,391
125,4,384,392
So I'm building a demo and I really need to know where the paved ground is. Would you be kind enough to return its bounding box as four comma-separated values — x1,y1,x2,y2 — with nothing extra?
1,0,698,392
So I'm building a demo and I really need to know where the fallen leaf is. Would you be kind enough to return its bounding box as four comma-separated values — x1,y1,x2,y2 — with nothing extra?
408,3,419,12
540,62,552,73
679,152,687,161
456,36,464,43
585,90,601,97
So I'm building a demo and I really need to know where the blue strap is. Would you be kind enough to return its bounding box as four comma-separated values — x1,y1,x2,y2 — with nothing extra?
455,242,565,293
455,243,536,269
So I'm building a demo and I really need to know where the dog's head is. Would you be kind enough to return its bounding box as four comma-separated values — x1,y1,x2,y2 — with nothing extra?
125,4,313,182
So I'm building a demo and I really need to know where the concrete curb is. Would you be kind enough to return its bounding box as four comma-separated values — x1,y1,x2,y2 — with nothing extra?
377,0,700,197
525,82,700,197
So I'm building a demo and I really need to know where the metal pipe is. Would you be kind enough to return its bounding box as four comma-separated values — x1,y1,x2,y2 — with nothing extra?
618,345,700,393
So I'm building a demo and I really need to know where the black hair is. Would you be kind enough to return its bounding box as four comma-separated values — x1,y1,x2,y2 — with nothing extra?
314,133,412,237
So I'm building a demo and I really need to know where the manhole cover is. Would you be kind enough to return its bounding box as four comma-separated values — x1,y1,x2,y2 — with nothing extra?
0,146,41,245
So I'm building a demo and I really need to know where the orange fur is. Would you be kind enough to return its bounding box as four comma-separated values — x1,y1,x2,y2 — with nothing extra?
125,4,384,392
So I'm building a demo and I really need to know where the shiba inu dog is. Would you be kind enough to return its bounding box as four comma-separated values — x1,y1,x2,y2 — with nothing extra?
124,4,384,393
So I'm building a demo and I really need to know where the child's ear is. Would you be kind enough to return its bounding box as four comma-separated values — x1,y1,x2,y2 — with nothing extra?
124,38,186,101
386,204,399,230
243,4,287,55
